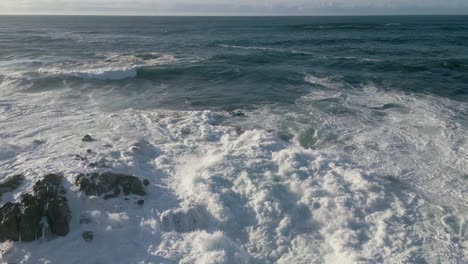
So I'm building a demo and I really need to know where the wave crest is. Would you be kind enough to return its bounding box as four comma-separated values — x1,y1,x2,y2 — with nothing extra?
38,53,177,80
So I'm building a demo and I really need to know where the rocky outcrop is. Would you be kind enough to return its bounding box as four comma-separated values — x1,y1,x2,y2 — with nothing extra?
82,135,94,142
0,202,21,241
0,175,24,197
0,174,71,242
75,172,146,199
0,171,147,243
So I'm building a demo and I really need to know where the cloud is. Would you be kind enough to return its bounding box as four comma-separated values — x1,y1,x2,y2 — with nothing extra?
1,0,467,15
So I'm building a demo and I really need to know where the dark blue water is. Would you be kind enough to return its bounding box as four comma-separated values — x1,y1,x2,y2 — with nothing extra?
0,15,467,111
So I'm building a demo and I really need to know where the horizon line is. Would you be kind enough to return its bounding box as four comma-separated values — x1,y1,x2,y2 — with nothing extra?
1,13,468,17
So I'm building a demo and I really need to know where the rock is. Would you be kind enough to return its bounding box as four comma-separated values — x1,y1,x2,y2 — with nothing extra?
19,193,44,242
0,174,71,242
82,135,94,142
88,158,108,168
0,175,24,197
75,154,87,161
32,139,45,145
277,131,294,142
46,198,70,236
229,110,245,117
137,199,144,206
142,179,150,187
234,126,245,136
82,231,93,242
0,203,21,242
75,172,146,199
180,127,191,135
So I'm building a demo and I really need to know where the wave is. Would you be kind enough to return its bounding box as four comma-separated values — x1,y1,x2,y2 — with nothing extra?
1,67,467,263
219,44,311,55
304,74,344,89
334,56,381,62
318,24,356,29
38,53,177,80
287,24,371,31
1,102,465,262
42,66,138,80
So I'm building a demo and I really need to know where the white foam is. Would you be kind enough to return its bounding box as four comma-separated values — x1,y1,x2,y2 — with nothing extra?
45,66,138,80
38,53,177,80
0,79,466,262
304,74,344,89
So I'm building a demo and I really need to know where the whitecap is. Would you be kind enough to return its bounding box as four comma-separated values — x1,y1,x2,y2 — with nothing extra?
304,74,344,89
38,53,177,80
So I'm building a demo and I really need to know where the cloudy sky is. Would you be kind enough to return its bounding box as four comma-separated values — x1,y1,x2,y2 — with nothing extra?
1,0,467,15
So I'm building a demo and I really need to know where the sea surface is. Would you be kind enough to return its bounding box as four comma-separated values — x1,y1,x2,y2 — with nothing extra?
0,16,467,263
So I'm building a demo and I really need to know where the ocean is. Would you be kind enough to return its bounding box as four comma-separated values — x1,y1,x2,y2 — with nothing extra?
0,15,467,263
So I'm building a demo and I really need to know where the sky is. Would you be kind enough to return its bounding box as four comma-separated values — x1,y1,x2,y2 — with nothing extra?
1,0,468,15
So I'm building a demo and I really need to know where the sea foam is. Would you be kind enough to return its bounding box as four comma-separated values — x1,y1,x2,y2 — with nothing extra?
0,89,465,262
38,53,177,80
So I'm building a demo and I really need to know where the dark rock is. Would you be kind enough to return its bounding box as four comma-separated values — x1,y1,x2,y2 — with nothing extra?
82,231,93,242
0,202,21,242
75,154,87,161
75,172,146,199
103,188,121,200
181,127,191,135
80,215,92,225
277,131,294,142
32,140,45,145
137,200,144,206
86,149,93,154
234,126,245,136
19,194,44,242
142,179,150,187
88,158,108,168
229,110,245,117
46,198,70,236
0,175,24,197
82,135,94,142
0,174,71,242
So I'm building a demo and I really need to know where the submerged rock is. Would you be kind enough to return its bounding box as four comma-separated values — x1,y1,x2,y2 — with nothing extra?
82,135,94,142
75,172,146,199
0,175,24,197
88,158,108,168
228,110,246,117
143,179,150,187
0,174,71,242
82,231,93,242
277,131,294,142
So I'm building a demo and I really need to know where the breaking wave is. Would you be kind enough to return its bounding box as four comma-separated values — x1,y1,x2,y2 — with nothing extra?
38,53,177,80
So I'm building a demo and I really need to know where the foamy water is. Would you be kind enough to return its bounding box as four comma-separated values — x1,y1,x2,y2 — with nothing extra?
0,16,467,263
